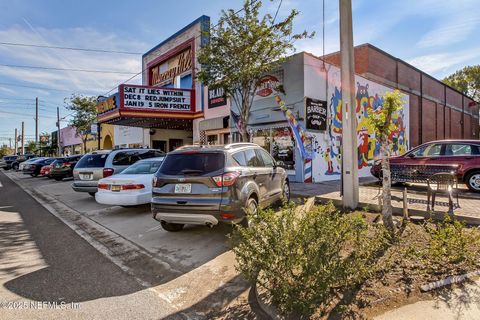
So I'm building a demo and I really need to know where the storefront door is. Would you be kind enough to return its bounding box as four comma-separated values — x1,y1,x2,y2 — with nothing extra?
152,140,167,152
169,139,183,152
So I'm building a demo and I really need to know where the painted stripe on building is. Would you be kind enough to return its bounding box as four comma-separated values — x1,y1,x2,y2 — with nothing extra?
304,159,312,183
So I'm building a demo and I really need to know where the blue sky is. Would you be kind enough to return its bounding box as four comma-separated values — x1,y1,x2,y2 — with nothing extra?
0,0,478,146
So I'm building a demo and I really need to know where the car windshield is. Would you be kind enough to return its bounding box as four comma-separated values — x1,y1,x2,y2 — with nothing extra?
121,159,164,175
76,154,108,168
159,152,225,176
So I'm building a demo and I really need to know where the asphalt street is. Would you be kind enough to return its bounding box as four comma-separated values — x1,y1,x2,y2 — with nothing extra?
0,170,175,319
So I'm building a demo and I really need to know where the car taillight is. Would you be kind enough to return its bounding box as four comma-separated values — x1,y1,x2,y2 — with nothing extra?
98,183,110,190
103,168,114,178
213,171,240,187
121,184,145,190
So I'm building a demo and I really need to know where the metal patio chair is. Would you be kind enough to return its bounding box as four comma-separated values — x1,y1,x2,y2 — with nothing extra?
426,172,460,216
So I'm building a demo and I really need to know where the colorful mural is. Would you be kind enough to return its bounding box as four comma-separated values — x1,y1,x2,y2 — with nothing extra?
320,81,409,176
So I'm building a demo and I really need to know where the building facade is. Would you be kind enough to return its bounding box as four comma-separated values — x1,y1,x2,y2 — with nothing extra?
97,16,210,151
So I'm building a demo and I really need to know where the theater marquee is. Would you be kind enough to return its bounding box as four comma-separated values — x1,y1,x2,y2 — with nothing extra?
121,85,192,112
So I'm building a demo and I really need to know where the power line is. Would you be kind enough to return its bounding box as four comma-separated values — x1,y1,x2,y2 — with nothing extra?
0,110,56,118
0,63,138,75
0,82,77,92
0,41,143,55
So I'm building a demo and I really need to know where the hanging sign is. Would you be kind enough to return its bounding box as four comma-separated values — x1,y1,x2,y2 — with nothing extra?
305,97,327,131
208,86,227,108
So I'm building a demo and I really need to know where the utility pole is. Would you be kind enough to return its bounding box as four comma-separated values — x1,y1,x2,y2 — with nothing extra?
57,107,62,156
9,137,11,149
14,128,17,154
35,97,39,145
21,121,25,154
339,0,359,209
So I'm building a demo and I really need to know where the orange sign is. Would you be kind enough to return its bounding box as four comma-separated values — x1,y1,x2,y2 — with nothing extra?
97,96,117,114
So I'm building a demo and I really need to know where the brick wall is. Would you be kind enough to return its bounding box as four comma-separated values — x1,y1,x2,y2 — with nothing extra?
324,44,479,145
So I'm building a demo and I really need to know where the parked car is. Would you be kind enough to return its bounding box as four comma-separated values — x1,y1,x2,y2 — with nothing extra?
23,157,56,177
40,162,54,177
95,157,165,206
11,154,36,171
0,155,18,170
72,149,165,196
371,139,480,192
50,155,82,181
18,156,45,171
151,143,290,232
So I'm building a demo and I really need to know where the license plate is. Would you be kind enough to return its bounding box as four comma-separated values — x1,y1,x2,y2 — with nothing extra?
174,183,192,193
111,185,121,192
80,173,93,180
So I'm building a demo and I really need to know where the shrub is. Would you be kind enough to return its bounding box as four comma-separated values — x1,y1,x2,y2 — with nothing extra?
230,202,388,316
426,216,479,266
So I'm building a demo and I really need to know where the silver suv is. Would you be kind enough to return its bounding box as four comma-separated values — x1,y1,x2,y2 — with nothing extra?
72,148,164,196
151,143,290,232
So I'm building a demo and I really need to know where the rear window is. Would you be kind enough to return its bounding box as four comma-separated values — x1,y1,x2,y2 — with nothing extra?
159,152,225,176
122,159,164,175
76,154,108,168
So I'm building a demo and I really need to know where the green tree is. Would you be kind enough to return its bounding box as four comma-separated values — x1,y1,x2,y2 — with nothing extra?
196,0,312,141
0,145,11,157
65,95,97,153
443,65,480,102
368,90,404,235
26,141,37,154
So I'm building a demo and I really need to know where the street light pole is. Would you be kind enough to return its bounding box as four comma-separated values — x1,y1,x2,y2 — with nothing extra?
339,0,359,209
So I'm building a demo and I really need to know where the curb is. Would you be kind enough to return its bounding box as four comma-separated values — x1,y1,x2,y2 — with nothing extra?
3,171,182,288
254,283,283,320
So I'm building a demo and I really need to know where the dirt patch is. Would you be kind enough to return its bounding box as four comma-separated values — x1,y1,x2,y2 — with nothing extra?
331,217,480,319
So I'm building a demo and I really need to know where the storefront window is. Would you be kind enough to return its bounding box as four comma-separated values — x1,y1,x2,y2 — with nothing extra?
251,127,295,172
207,134,218,145
271,127,295,171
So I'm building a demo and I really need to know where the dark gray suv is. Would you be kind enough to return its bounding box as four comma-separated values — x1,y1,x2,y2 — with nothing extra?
151,143,290,232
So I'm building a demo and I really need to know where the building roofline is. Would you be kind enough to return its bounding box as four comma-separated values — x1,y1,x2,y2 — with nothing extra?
324,43,477,102
142,15,210,58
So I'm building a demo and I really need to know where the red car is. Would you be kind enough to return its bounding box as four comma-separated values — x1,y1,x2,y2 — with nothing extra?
40,163,53,178
371,140,480,192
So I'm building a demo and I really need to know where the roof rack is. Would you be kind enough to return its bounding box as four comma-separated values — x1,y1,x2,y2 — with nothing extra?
224,142,258,149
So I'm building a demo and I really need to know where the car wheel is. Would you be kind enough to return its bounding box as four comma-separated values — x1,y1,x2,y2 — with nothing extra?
160,221,184,232
465,171,480,193
54,177,63,181
30,173,38,177
282,181,291,202
241,197,258,228
88,192,96,197
12,164,18,170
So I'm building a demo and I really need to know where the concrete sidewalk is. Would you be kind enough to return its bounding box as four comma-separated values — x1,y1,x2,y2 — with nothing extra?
374,278,480,320
291,179,480,224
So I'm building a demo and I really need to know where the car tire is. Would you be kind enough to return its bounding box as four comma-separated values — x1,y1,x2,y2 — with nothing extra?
30,173,38,177
88,192,96,197
160,221,184,232
12,164,18,171
241,197,258,228
54,177,63,181
465,171,480,193
282,180,290,202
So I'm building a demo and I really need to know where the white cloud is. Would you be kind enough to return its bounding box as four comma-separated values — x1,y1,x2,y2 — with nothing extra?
406,49,478,75
417,16,480,48
0,24,145,95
